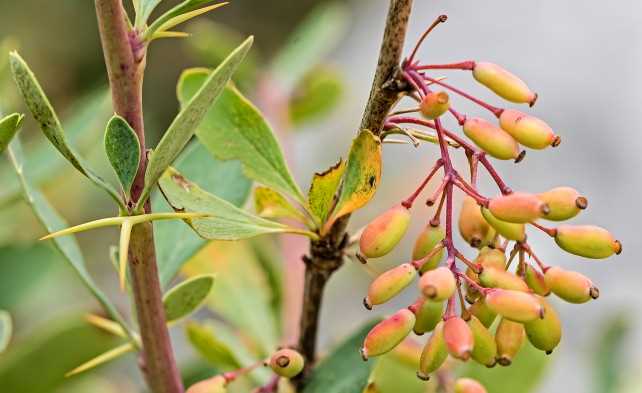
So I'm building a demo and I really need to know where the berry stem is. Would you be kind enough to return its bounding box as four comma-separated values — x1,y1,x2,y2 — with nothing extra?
530,221,557,237
415,61,476,71
406,15,448,65
402,159,444,208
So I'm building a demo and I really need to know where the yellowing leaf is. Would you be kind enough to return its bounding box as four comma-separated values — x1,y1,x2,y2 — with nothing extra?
185,320,241,370
65,343,134,377
254,186,308,225
324,129,381,233
307,159,346,224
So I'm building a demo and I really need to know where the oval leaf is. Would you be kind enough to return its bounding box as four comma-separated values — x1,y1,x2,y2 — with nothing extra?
185,320,241,370
177,70,305,203
0,113,24,153
324,129,381,232
307,159,346,223
289,66,344,125
140,36,253,209
163,274,215,323
104,115,140,195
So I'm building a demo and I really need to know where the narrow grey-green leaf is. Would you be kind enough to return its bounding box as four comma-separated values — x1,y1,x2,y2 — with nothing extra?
145,0,219,37
303,320,379,393
153,142,252,288
136,0,163,28
6,138,127,335
158,167,312,240
141,36,253,208
177,70,304,203
104,115,140,195
163,274,215,323
0,113,23,153
0,310,11,353
8,53,124,210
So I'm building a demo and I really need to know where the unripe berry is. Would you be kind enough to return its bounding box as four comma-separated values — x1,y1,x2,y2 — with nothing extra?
519,264,550,296
499,109,558,149
420,91,450,119
455,378,488,393
391,338,422,368
459,196,496,248
269,349,305,378
443,316,474,361
413,297,444,335
481,207,526,242
537,187,587,222
359,204,411,258
472,62,537,105
364,263,416,309
186,376,227,393
417,321,447,380
479,267,529,292
361,308,415,360
524,297,561,354
463,117,521,160
495,318,525,366
466,248,508,300
554,225,621,259
485,289,544,323
419,266,456,301
488,192,550,223
412,224,445,272
469,298,497,328
466,315,498,367
544,266,599,304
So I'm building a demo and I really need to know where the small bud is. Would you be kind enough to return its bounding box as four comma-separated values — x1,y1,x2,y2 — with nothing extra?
537,187,587,222
417,321,448,380
361,309,415,360
463,117,521,160
413,297,444,335
469,298,497,328
186,376,227,393
455,378,488,393
488,192,550,223
524,297,561,354
519,264,550,296
544,266,599,304
499,109,557,149
412,224,445,272
459,196,496,248
269,349,305,378
420,91,450,119
359,204,411,258
495,318,525,366
485,288,544,323
479,267,529,292
443,316,474,361
481,207,526,242
555,225,621,259
472,62,537,105
419,266,456,301
466,315,498,367
365,263,416,309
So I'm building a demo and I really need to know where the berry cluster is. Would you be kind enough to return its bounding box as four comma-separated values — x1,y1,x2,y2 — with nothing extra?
356,15,621,390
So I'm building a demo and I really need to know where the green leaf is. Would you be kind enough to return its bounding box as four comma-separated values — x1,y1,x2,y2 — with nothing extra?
158,167,315,240
0,316,121,393
144,0,224,38
0,113,23,153
153,142,252,288
6,138,129,340
289,66,344,126
178,70,305,203
140,36,253,209
150,3,227,39
593,313,631,393
324,129,381,233
0,88,111,207
0,310,11,353
185,320,241,370
270,2,349,91
254,186,309,225
135,0,163,28
104,115,140,195
65,343,135,377
307,159,346,223
163,274,215,323
368,345,433,393
303,320,379,393
459,341,549,393
8,53,124,210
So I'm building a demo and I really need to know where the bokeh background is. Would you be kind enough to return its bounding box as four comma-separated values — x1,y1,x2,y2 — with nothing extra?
0,1,639,392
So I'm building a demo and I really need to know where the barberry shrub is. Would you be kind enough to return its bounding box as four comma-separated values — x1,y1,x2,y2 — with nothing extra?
0,1,621,393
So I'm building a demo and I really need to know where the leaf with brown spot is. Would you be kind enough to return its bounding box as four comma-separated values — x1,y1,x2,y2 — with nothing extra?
307,159,346,224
